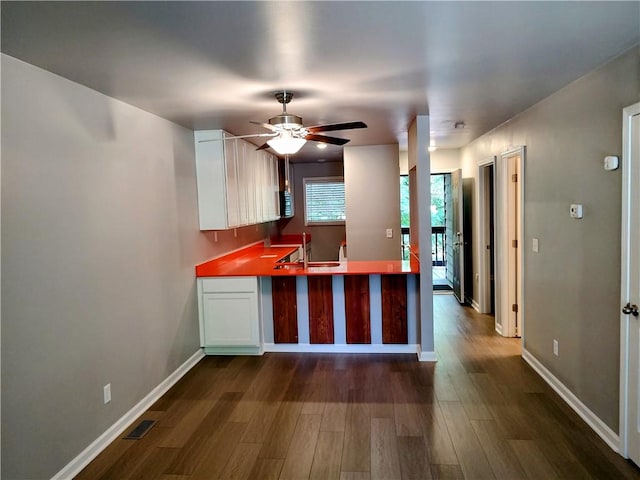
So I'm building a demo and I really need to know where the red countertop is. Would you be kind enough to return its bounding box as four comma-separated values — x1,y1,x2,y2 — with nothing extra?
195,243,420,277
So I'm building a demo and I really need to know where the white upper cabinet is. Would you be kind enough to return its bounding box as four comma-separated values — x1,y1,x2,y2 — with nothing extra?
194,130,280,230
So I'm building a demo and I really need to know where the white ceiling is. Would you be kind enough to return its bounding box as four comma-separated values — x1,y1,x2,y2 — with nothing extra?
2,1,638,161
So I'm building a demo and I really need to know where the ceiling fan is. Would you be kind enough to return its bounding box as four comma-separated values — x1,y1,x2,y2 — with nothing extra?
200,91,367,155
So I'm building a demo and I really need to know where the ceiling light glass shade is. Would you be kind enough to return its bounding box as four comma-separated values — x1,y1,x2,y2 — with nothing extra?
267,136,306,155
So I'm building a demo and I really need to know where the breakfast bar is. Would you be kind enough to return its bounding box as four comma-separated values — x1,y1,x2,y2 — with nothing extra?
195,242,421,356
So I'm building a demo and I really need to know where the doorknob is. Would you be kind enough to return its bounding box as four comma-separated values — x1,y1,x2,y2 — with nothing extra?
622,303,639,317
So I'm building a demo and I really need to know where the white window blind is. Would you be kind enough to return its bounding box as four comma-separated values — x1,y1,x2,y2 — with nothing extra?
304,177,346,225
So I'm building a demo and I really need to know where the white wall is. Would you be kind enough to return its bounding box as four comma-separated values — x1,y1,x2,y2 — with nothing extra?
431,148,461,173
409,117,435,358
0,54,265,480
344,145,401,261
460,46,640,431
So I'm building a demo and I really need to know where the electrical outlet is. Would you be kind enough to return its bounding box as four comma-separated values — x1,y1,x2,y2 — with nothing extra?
553,339,559,357
386,228,393,239
103,384,112,404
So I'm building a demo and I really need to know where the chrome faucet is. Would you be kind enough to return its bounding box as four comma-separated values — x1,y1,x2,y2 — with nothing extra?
302,232,308,269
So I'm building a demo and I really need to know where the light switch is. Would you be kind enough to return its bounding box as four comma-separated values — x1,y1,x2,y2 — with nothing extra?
570,204,583,219
604,156,619,171
532,238,539,253
386,228,393,238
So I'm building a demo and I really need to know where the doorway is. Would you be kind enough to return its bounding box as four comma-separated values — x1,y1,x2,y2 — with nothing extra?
620,101,640,466
478,157,497,315
431,173,451,291
494,147,524,338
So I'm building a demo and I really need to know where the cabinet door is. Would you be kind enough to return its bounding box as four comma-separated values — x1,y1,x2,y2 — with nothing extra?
201,291,259,346
270,154,280,219
194,130,227,230
255,150,265,223
224,137,241,227
235,141,249,226
244,145,257,224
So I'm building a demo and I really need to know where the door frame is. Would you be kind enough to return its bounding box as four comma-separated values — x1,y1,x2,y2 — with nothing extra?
451,169,465,303
496,146,525,338
619,101,640,459
478,156,497,314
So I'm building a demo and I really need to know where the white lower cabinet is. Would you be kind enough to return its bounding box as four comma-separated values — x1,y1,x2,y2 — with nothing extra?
197,276,262,355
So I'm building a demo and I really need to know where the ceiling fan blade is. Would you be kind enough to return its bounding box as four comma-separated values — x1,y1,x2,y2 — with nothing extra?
305,121,367,133
250,120,278,131
197,132,276,143
304,133,350,146
256,142,271,150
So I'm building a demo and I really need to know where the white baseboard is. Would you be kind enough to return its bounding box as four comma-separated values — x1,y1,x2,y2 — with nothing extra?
417,350,437,362
263,343,420,355
51,349,205,480
468,297,480,312
522,349,620,453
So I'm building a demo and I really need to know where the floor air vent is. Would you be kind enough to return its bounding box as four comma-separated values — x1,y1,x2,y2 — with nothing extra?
123,419,156,440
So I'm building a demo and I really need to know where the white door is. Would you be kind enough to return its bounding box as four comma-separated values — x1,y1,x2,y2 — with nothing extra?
621,102,640,466
451,169,464,304
496,147,524,337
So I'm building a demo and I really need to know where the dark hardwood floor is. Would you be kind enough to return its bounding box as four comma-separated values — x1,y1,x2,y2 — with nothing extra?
76,294,640,479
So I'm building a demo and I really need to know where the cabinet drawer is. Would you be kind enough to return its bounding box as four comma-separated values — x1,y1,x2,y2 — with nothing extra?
200,276,258,293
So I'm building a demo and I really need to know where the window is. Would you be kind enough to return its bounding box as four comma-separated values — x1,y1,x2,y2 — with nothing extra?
303,176,346,226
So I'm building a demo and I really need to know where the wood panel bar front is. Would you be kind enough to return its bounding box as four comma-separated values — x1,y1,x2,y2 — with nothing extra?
307,276,334,344
344,275,371,344
272,276,298,343
381,274,408,344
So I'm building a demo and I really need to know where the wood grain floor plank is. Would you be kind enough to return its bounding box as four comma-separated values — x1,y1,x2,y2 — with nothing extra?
439,401,495,479
310,431,344,480
217,442,262,480
164,392,243,475
248,458,284,480
418,402,459,466
430,464,465,480
448,372,494,421
258,400,304,459
321,401,348,432
188,421,247,480
342,401,371,472
470,419,527,480
370,417,402,480
509,439,560,480
340,472,371,480
158,400,216,448
398,435,432,479
279,414,323,480
124,447,180,480
96,425,172,480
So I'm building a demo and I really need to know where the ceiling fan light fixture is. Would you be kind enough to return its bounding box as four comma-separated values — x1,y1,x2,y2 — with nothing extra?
267,135,306,154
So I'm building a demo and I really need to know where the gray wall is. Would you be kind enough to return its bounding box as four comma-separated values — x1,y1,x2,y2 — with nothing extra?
0,54,267,479
344,144,401,261
460,46,640,431
279,161,346,261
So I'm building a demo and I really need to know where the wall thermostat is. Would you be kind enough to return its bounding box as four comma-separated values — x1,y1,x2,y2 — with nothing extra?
570,204,583,219
604,155,619,171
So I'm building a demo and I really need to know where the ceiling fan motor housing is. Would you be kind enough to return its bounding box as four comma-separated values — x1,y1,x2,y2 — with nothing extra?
268,113,303,130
